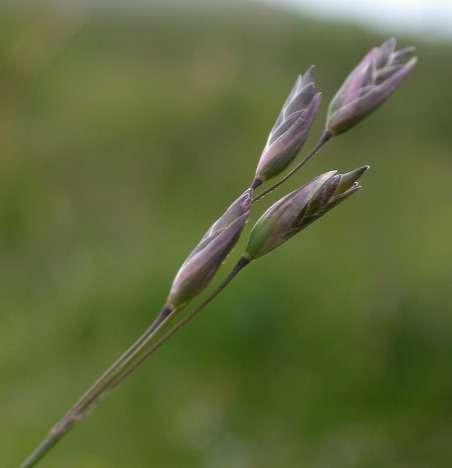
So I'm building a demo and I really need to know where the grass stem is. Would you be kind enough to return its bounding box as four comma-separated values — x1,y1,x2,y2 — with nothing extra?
20,257,250,468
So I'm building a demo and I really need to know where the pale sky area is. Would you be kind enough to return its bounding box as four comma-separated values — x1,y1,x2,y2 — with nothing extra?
260,0,452,38
46,0,452,39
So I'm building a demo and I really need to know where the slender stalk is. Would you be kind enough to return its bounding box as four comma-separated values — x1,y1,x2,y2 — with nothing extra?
20,256,250,468
107,255,251,392
20,306,178,468
253,130,332,203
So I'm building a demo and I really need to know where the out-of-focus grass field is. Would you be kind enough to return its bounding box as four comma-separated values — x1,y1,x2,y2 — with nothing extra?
1,2,452,467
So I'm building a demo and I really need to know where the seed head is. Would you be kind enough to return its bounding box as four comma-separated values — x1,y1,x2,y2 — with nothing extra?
327,38,417,135
254,66,322,186
167,190,252,308
246,166,369,259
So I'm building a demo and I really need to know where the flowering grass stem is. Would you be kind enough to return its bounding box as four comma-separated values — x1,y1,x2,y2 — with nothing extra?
20,36,415,467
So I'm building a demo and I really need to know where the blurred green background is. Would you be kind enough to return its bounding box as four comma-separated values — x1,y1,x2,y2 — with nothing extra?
1,1,452,467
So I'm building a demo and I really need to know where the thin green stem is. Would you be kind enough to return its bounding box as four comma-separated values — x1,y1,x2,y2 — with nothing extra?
253,130,332,203
107,255,251,392
20,305,178,468
20,256,250,468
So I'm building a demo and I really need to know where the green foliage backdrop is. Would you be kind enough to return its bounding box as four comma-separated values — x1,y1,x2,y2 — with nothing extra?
1,3,452,467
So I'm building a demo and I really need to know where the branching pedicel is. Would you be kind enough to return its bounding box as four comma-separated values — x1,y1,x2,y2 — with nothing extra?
21,38,416,468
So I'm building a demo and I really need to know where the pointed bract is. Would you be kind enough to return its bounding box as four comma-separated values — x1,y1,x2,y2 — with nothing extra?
246,166,369,259
254,67,322,184
167,190,251,308
327,38,417,135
